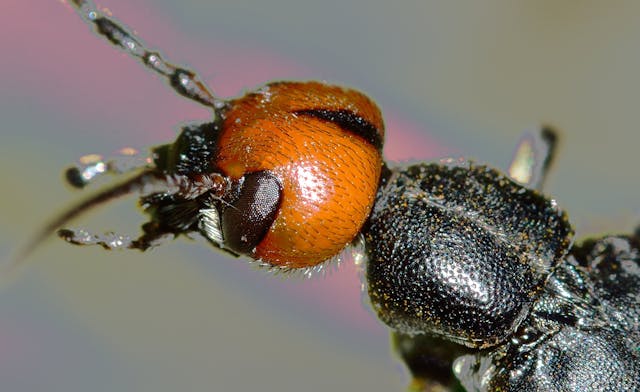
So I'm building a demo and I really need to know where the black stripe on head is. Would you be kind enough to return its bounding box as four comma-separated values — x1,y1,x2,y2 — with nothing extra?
294,109,383,151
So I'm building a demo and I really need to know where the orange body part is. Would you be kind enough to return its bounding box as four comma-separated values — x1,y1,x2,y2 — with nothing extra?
215,81,385,268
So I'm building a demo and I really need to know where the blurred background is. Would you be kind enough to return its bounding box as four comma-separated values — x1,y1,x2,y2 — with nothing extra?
1,1,639,391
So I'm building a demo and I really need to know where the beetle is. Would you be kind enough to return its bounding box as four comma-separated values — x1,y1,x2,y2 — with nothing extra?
20,1,640,391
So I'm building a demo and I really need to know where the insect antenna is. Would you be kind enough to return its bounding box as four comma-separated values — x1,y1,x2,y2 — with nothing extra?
8,169,164,274
64,148,153,189
68,0,225,113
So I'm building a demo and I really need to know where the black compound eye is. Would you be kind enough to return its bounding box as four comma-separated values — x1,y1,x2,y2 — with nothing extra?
220,171,282,255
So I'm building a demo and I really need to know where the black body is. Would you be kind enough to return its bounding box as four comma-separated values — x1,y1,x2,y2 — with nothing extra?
363,161,640,391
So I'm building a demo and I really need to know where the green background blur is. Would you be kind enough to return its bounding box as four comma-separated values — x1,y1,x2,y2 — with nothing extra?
1,1,639,391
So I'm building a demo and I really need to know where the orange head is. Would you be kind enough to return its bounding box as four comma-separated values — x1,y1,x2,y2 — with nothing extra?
210,81,385,268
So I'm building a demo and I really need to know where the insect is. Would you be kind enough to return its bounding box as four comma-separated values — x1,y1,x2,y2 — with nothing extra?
25,1,640,391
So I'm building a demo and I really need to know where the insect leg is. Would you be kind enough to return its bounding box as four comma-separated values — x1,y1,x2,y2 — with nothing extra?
508,125,558,190
68,0,223,111
392,332,468,392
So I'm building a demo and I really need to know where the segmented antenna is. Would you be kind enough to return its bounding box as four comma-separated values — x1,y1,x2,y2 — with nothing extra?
8,170,161,273
68,0,222,110
65,148,153,189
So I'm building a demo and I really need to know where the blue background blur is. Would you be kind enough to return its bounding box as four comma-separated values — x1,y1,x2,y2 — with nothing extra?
1,1,640,391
